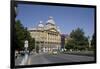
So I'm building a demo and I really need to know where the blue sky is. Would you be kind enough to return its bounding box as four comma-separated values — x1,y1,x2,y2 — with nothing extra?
16,4,95,38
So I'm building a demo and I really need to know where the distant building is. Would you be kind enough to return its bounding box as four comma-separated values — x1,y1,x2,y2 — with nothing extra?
28,16,61,53
61,34,71,51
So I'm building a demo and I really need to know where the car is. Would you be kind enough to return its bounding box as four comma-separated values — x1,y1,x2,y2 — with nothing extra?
52,49,58,55
53,51,57,54
19,51,25,56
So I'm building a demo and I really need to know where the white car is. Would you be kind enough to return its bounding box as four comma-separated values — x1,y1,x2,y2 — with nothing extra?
53,51,57,54
52,49,58,55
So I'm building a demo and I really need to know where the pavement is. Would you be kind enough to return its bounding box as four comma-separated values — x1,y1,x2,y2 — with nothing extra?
15,55,24,66
15,52,94,66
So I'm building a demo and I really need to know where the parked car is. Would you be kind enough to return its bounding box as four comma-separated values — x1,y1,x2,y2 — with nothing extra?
19,51,25,56
52,49,58,55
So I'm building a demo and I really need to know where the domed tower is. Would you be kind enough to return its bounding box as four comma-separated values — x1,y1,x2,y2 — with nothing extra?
46,16,55,25
37,21,44,30
45,16,57,29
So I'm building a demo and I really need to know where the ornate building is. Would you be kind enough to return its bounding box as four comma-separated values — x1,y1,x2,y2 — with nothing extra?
28,16,61,53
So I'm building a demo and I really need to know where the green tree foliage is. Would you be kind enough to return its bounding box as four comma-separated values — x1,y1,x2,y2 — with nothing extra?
15,20,25,50
28,38,35,52
36,45,39,53
65,28,89,51
91,33,95,50
15,20,35,51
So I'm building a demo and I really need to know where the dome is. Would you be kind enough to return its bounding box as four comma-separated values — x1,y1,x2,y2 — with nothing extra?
46,16,55,25
38,21,44,27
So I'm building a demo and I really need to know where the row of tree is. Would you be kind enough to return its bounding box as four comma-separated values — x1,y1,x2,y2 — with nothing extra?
65,28,95,51
14,20,35,52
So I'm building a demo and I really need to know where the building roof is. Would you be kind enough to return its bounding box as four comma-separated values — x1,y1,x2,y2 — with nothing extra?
28,16,60,33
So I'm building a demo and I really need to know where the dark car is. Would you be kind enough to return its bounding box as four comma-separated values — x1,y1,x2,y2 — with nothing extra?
20,51,25,56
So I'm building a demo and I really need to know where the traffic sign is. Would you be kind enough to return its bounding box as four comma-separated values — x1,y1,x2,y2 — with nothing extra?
24,40,28,48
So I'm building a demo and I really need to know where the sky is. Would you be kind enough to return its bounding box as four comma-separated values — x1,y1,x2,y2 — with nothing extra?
16,4,95,38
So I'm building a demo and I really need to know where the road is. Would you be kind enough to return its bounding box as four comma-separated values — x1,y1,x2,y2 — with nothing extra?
15,53,94,66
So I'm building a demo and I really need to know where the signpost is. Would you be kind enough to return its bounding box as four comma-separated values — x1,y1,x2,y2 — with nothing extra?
24,40,28,48
24,40,28,53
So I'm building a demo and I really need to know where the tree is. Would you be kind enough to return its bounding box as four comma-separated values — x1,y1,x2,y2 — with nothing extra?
15,20,35,51
65,28,89,51
91,33,96,50
28,38,35,52
65,38,74,50
15,20,25,50
36,45,39,53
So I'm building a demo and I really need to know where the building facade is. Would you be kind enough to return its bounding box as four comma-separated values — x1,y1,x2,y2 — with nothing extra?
28,16,61,53
61,34,71,51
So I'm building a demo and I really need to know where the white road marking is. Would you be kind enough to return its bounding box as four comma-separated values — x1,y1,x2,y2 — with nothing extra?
28,57,31,65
